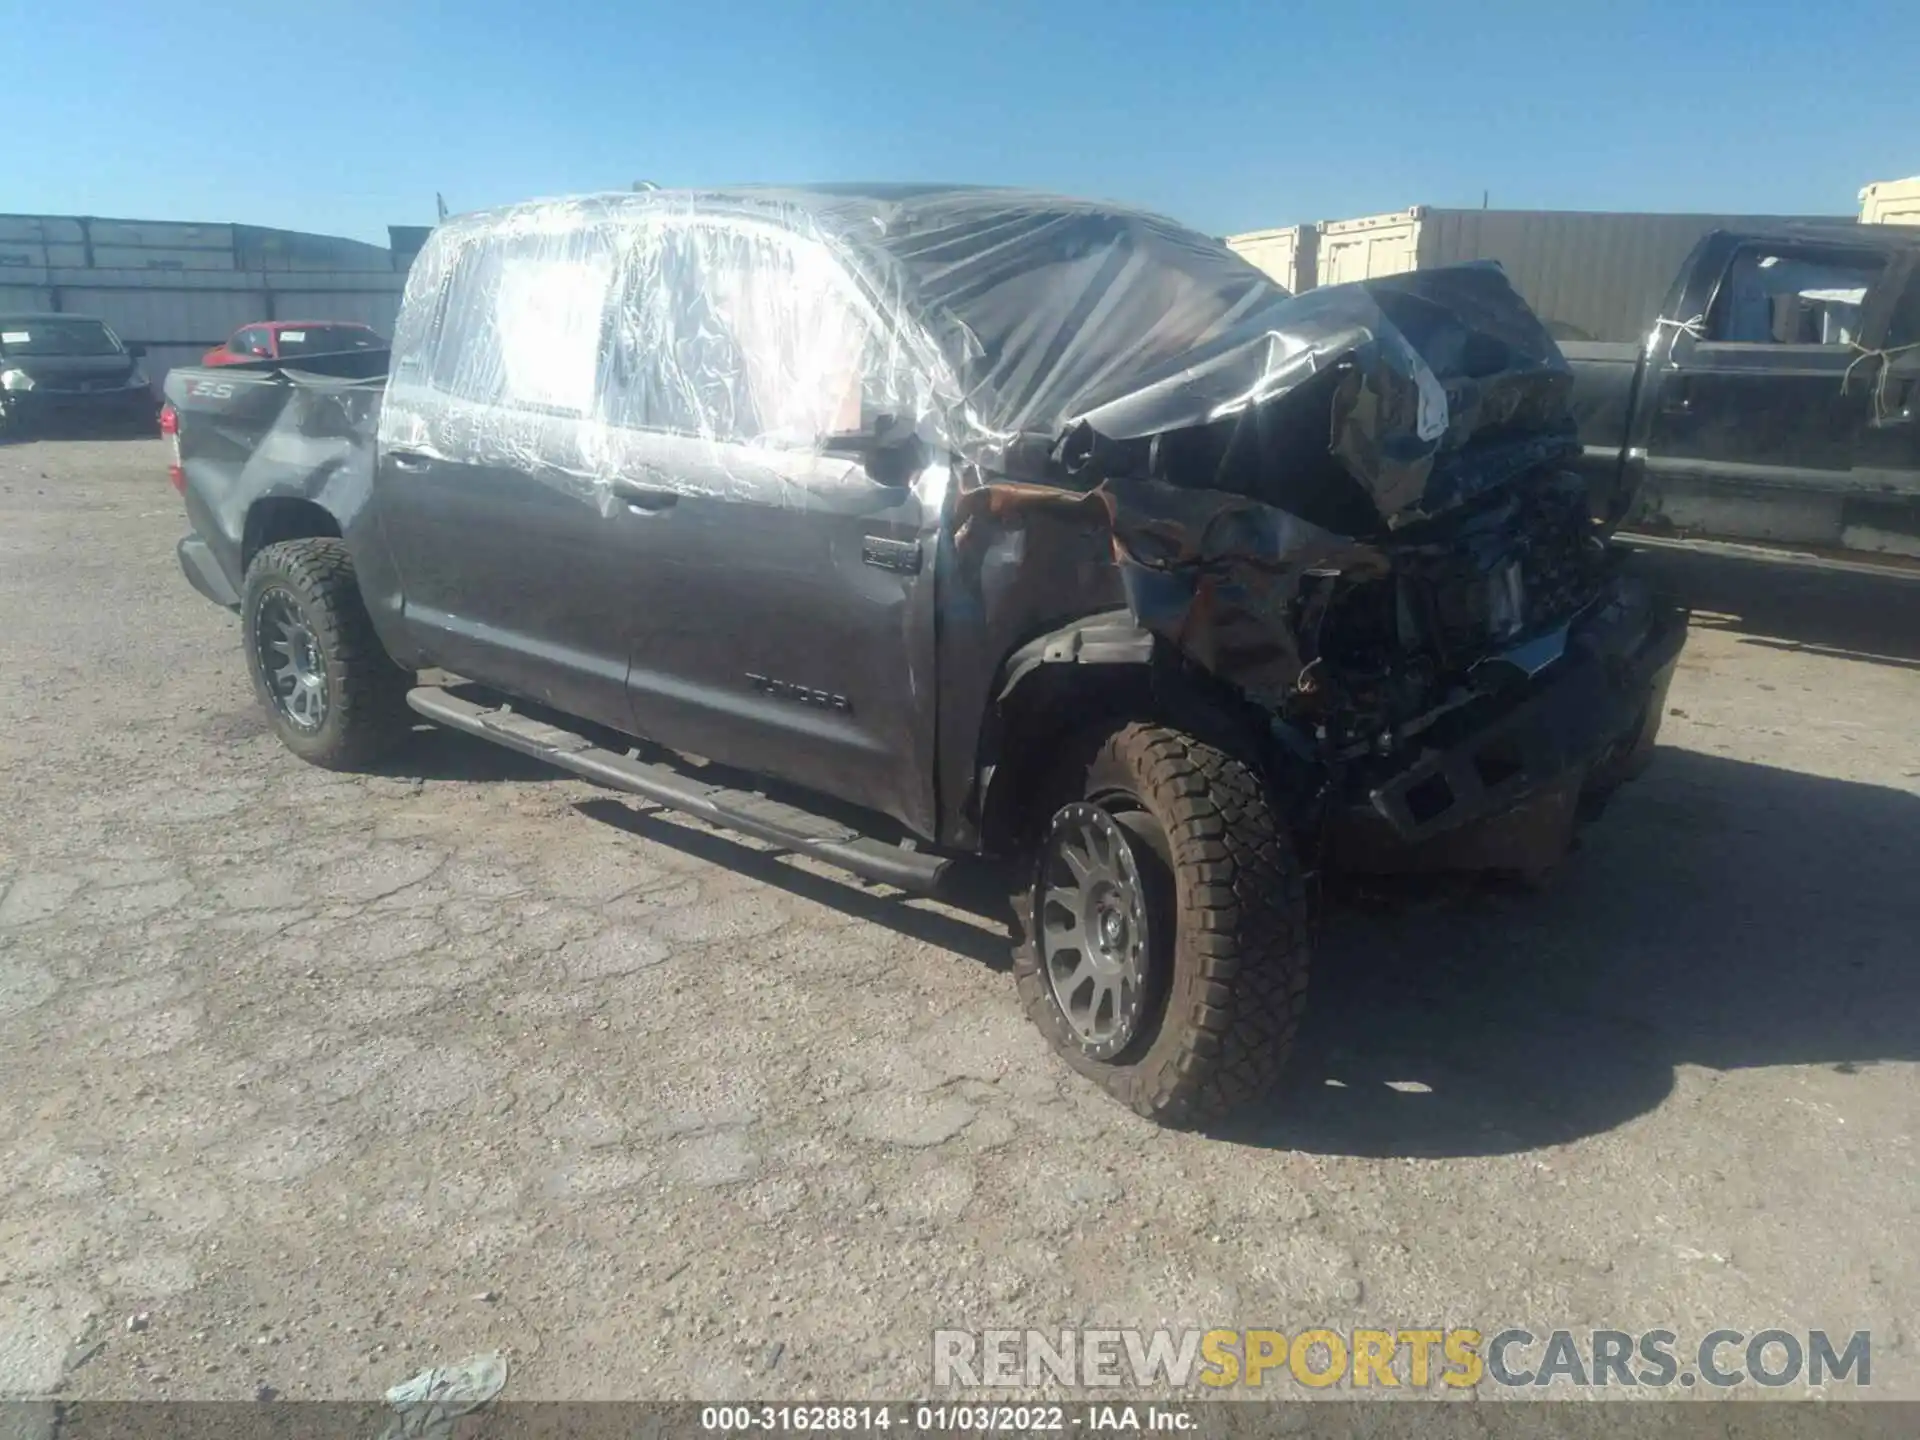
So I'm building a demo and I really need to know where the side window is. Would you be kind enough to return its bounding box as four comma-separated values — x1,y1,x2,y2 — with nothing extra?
231,327,267,356
702,230,881,445
425,228,615,415
599,221,891,447
600,225,750,436
1707,246,1886,346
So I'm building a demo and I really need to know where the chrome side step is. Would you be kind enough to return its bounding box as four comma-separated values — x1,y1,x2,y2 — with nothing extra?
406,686,952,893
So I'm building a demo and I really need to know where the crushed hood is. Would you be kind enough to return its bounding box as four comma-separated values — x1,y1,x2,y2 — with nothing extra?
802,188,1575,525
1056,264,1578,526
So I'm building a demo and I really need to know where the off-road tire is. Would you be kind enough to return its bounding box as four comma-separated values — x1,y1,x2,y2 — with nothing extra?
240,538,411,770
1011,721,1311,1126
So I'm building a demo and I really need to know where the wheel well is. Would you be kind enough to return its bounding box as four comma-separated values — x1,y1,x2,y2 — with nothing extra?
243,497,341,575
978,664,1155,854
978,661,1291,856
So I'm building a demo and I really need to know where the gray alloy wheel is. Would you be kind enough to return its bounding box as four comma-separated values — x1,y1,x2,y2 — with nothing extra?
1010,721,1311,1125
239,538,411,771
1036,800,1164,1060
251,586,329,731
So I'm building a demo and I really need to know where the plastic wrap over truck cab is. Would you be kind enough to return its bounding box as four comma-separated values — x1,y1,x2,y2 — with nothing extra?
374,187,1635,850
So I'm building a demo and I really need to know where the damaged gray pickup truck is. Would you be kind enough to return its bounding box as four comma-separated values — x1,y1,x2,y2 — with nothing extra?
166,187,1685,1125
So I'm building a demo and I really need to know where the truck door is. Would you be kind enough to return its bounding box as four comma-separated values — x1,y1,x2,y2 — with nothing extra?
1844,253,1920,559
1643,238,1889,540
596,220,944,838
374,225,651,732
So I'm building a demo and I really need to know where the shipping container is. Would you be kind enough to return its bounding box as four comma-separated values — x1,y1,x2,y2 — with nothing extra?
1859,176,1920,225
1314,206,1846,343
73,287,267,346
86,218,235,251
0,215,84,245
1224,224,1318,292
0,244,87,271
234,224,396,273
90,245,237,272
0,285,55,312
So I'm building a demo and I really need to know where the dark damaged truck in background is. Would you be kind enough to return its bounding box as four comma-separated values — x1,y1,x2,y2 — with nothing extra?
1570,220,1920,570
164,187,1685,1124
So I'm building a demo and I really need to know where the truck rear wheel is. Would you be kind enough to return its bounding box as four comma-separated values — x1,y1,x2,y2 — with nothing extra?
1010,721,1311,1126
240,538,411,770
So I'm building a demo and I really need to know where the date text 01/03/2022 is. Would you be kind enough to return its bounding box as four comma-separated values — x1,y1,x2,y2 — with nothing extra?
699,1403,1198,1432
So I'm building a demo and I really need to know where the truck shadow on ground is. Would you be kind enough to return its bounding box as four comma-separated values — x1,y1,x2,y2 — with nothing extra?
1633,544,1920,667
573,742,1918,1160
371,723,571,783
1226,746,1920,1157
574,796,1018,971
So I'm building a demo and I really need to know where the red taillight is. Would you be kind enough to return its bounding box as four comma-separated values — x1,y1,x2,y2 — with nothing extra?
160,403,184,493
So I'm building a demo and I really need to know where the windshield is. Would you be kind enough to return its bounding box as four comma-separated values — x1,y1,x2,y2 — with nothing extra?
0,318,124,357
869,199,1282,436
275,325,383,358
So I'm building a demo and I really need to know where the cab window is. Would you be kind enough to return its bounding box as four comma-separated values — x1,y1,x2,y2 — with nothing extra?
1707,245,1886,347
426,228,616,415
599,220,893,447
598,224,748,436
700,228,880,445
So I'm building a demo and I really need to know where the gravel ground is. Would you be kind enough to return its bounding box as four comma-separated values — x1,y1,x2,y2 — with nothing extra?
1,437,1916,1402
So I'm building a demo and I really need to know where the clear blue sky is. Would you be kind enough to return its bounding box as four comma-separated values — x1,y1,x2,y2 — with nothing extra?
10,0,1917,244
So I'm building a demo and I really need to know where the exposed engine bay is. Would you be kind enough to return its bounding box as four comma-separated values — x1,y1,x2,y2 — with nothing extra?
1296,468,1609,760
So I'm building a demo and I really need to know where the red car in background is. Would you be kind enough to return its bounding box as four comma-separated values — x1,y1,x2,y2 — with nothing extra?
202,321,385,367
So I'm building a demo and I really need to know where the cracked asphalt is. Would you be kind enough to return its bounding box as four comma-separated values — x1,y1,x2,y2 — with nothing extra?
2,438,1917,1401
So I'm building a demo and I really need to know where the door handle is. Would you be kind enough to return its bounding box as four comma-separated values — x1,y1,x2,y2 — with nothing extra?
386,450,433,472
610,476,680,512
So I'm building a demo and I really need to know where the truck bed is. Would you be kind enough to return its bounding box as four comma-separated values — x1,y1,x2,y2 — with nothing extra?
164,350,389,607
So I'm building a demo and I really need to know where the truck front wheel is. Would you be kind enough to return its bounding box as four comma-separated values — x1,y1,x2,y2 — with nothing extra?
240,538,412,770
1011,722,1312,1126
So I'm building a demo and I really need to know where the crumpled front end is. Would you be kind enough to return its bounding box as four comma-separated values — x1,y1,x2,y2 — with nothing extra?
953,260,1682,854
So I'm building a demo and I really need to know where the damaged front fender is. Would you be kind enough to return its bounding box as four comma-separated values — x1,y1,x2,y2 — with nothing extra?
955,473,1389,711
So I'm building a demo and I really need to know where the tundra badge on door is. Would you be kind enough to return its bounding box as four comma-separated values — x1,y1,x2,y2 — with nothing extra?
746,673,853,712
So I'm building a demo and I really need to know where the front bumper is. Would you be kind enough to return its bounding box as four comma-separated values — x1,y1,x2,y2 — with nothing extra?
1346,574,1686,849
2,385,158,431
178,534,240,609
